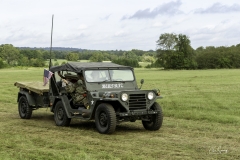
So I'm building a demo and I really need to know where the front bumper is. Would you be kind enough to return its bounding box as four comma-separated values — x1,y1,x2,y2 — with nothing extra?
118,110,159,117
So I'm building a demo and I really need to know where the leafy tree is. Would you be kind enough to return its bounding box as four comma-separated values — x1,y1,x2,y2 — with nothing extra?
51,50,66,59
112,58,140,68
19,49,43,59
131,49,145,56
18,56,30,66
42,50,53,60
108,54,118,61
156,33,197,69
123,51,138,60
65,52,79,61
156,33,177,50
195,45,240,69
175,34,196,69
145,59,162,68
30,58,46,67
0,44,20,65
142,55,155,63
79,50,93,60
156,33,178,69
89,52,104,62
0,58,4,68
195,46,204,52
176,34,191,55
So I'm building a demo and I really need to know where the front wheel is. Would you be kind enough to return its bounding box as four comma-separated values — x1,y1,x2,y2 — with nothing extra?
18,96,32,119
54,101,71,126
142,102,163,131
95,103,117,134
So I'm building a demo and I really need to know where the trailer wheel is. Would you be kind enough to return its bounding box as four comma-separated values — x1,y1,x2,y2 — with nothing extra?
18,96,32,119
54,101,71,126
142,102,163,131
95,103,116,134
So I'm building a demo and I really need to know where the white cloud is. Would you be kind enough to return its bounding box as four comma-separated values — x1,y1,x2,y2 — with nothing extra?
122,0,183,19
152,22,163,27
114,30,127,37
0,0,240,50
194,2,240,14
78,24,88,30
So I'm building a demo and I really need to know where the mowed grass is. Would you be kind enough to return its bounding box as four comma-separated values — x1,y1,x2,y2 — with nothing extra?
136,68,240,124
0,67,240,159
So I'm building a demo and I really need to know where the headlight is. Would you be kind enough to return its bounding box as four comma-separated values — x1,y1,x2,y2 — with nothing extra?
121,93,128,101
148,92,154,100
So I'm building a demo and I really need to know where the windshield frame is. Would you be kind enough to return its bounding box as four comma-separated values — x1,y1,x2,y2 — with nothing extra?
84,69,135,83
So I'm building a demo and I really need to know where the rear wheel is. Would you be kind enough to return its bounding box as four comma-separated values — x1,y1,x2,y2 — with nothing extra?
95,103,116,134
142,102,163,131
18,96,32,119
54,101,71,126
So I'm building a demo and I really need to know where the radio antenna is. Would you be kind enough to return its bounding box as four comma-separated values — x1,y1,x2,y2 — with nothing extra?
49,14,54,69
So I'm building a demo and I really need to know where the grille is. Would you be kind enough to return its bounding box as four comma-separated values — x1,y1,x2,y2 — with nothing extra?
129,94,146,110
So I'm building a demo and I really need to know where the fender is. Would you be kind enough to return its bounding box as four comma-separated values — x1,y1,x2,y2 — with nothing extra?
18,90,36,106
60,95,72,118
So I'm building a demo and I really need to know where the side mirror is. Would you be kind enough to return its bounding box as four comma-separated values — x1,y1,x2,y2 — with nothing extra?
139,79,144,89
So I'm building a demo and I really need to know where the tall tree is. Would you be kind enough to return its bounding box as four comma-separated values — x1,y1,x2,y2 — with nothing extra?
175,34,191,54
156,33,177,50
156,33,196,69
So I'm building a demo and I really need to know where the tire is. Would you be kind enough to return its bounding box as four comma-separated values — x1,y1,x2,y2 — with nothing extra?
142,102,163,131
54,101,71,126
18,96,32,119
95,103,117,134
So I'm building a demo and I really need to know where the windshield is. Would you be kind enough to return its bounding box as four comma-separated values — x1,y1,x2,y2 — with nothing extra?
85,69,134,82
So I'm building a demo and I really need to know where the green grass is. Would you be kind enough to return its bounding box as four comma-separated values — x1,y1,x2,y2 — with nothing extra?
0,68,240,159
135,69,240,124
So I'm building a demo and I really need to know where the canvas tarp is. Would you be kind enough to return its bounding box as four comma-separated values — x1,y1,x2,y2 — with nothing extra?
14,81,49,95
50,62,131,73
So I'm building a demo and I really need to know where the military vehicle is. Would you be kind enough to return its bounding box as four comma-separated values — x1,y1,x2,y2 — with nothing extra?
15,62,163,134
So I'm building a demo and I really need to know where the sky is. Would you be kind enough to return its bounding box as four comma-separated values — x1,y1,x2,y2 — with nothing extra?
0,0,240,51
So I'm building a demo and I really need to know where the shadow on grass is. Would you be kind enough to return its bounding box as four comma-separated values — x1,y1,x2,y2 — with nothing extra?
70,120,145,134
30,113,54,121
22,112,147,134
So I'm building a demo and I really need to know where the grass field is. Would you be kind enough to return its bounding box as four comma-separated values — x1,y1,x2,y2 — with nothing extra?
0,67,240,159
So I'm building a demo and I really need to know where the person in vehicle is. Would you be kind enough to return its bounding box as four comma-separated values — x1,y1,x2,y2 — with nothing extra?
62,73,89,109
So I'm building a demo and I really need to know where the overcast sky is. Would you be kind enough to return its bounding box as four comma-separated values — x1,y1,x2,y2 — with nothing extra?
1,0,240,51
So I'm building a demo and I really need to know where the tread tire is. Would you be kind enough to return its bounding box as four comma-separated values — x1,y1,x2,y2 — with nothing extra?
95,103,116,134
18,96,32,119
142,102,163,131
54,101,71,126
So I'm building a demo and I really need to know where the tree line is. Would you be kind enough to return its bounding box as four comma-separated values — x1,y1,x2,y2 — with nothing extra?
0,44,152,68
150,33,240,69
0,33,240,69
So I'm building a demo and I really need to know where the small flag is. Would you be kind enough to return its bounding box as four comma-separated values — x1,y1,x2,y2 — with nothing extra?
43,69,53,86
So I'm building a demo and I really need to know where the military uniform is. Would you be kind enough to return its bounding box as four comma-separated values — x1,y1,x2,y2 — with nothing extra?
65,80,89,108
